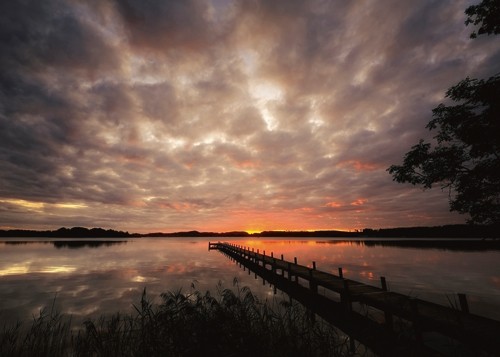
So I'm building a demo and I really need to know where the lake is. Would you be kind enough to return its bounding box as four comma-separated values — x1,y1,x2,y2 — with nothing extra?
1,237,500,326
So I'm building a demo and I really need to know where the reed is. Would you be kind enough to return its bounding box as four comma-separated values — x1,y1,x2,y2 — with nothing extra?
1,281,347,357
1,301,72,357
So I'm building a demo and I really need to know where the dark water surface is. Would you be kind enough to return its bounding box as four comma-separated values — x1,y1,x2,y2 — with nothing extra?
1,237,499,325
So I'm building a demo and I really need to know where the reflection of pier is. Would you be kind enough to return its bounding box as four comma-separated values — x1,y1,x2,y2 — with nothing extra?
209,242,500,356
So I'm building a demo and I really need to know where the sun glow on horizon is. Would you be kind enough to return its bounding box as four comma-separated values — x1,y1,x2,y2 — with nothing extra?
242,227,353,235
245,229,262,234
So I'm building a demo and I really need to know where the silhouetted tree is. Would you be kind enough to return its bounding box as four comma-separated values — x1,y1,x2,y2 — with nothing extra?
465,0,500,38
389,1,500,225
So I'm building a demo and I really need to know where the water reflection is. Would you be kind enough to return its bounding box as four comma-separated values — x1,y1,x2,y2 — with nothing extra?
0,237,499,328
2,240,127,249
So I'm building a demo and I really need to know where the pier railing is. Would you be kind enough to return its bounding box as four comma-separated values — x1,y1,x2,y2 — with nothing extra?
209,241,500,356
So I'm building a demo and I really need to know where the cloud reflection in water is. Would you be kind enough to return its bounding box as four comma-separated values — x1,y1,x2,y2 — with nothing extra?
0,237,499,327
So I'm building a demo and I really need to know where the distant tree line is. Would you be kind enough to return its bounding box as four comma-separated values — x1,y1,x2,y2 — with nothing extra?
0,227,134,238
253,230,357,238
362,224,499,238
142,230,359,238
141,230,250,237
1,225,497,238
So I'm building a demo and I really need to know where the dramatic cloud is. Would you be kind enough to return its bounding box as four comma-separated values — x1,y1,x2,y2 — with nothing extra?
1,0,499,232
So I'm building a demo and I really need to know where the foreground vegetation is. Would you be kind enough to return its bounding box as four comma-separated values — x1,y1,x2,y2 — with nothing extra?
1,282,348,357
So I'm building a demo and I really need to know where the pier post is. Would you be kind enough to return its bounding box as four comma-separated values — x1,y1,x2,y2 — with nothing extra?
312,261,316,270
309,269,318,293
341,280,352,313
380,276,387,291
288,262,292,281
458,293,469,313
342,278,355,353
380,276,393,330
294,257,297,264
338,267,343,278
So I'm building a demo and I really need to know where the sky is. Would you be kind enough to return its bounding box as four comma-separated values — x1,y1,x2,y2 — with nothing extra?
1,0,499,233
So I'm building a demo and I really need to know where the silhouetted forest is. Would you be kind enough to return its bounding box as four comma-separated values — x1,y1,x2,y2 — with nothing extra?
0,227,134,238
1,224,498,238
141,230,250,237
1,240,127,249
316,239,500,251
361,224,499,238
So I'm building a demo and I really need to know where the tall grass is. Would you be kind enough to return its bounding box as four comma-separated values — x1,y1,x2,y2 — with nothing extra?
1,299,72,357
1,281,348,356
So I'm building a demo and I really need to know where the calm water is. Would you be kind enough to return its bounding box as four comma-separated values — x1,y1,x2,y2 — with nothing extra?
1,237,500,326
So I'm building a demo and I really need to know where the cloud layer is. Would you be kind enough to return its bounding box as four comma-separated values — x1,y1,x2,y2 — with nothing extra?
1,0,499,232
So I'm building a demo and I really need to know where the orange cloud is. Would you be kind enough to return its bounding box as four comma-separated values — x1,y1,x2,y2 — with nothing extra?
294,207,313,212
350,199,367,206
338,160,379,171
235,160,259,169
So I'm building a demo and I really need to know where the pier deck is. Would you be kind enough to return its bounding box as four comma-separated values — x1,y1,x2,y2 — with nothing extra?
209,241,500,356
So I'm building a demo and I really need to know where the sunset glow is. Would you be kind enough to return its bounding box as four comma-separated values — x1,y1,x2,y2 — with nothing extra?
1,1,498,233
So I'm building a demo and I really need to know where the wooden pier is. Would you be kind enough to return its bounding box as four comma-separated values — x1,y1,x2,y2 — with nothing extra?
209,241,500,356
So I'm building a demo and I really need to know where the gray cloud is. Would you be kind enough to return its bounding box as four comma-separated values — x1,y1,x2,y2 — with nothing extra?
1,0,498,232
114,0,214,53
